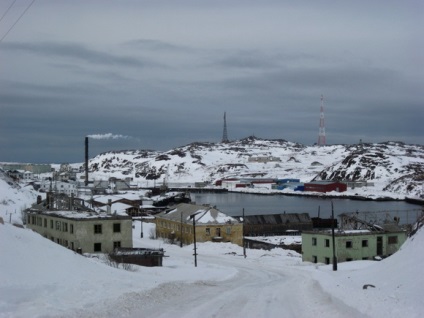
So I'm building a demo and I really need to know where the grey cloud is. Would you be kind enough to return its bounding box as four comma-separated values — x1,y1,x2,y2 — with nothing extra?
0,1,422,163
215,53,278,70
123,39,193,53
1,41,160,68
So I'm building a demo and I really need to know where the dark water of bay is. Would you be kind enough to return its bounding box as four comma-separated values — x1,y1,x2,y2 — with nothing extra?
190,192,422,225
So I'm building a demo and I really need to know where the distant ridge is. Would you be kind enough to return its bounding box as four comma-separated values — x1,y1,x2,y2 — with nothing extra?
83,137,424,198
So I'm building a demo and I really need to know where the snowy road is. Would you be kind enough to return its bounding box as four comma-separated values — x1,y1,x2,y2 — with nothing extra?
65,246,366,318
136,254,365,318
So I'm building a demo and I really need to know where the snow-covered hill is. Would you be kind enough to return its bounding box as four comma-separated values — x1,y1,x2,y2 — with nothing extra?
86,137,424,198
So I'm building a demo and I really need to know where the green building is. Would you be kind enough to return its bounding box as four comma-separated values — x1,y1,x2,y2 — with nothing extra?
302,229,407,264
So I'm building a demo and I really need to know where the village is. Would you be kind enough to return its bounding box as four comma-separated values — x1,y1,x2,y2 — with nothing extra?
2,162,414,268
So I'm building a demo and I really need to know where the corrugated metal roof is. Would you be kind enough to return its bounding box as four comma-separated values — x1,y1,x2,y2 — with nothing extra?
243,213,311,225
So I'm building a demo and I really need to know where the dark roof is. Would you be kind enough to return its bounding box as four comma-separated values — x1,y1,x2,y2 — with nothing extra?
243,213,312,225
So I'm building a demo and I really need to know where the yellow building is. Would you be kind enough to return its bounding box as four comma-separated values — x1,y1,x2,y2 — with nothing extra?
155,203,243,246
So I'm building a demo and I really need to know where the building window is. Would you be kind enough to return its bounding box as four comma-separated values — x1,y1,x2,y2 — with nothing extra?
113,223,121,233
113,241,121,249
312,237,317,246
63,222,68,232
70,224,74,234
50,220,53,229
325,257,330,265
226,227,231,235
325,239,330,247
312,256,317,263
56,221,61,231
346,241,353,248
94,224,102,234
44,218,47,228
206,228,210,236
362,240,368,247
388,236,398,244
94,243,102,252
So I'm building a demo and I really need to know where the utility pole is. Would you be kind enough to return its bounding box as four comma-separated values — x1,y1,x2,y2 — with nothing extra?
331,201,338,271
180,212,183,248
190,211,201,267
193,216,197,267
242,208,246,258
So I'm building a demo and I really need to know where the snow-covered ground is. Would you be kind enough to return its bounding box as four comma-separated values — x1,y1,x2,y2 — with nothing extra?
1,177,423,318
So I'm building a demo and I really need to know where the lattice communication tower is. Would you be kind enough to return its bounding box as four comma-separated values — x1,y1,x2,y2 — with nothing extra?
222,112,229,143
318,95,326,146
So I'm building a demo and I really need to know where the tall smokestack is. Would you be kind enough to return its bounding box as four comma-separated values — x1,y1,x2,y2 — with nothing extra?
85,136,89,186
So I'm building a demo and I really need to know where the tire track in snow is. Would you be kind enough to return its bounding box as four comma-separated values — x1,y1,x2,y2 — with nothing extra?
62,252,367,318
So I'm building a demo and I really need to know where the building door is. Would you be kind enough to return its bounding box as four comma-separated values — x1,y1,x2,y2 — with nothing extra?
215,228,221,237
376,236,383,255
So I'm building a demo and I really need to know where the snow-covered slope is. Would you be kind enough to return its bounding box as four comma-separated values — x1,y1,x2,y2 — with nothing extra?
312,220,424,318
86,137,424,198
0,170,40,225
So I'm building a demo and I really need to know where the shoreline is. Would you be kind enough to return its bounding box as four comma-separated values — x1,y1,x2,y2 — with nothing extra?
180,186,424,205
164,186,424,206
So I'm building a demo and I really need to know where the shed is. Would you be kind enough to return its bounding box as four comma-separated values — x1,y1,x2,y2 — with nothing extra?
109,247,166,267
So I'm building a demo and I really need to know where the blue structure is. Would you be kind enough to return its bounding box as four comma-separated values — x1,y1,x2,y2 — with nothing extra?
273,182,304,191
276,178,300,184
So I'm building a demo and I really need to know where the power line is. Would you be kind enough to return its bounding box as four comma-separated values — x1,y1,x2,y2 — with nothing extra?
0,0,18,23
0,0,36,43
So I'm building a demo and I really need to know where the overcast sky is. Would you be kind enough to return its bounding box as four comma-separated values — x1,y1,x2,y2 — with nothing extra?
0,0,423,164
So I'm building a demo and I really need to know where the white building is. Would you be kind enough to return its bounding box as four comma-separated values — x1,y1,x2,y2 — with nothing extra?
40,180,77,196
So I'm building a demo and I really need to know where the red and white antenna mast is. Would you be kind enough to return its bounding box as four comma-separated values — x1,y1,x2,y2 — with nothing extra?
318,95,326,146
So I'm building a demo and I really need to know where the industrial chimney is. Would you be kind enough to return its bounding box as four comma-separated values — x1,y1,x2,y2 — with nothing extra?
85,136,89,186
